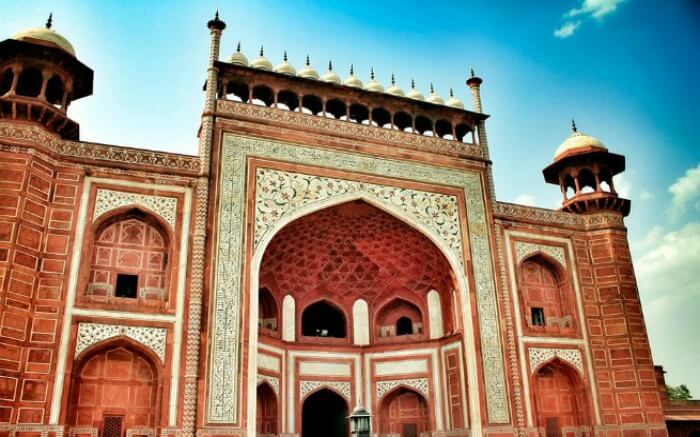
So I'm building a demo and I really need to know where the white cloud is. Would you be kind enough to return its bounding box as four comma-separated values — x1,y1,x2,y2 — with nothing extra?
554,0,627,38
566,0,627,19
669,162,700,219
514,194,537,206
554,21,581,38
613,173,631,199
639,190,654,201
634,222,700,394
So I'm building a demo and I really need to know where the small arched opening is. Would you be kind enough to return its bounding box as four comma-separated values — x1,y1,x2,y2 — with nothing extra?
68,342,161,434
375,297,423,340
258,287,278,334
225,81,249,102
371,107,392,128
301,300,346,338
455,123,471,143
379,387,431,437
256,382,278,435
415,115,433,136
16,67,42,97
393,111,413,132
435,119,453,139
563,174,576,199
349,103,369,124
0,68,14,96
45,74,64,107
532,360,591,437
302,388,348,437
276,89,299,111
518,255,573,333
301,94,323,115
325,98,346,119
252,85,274,107
577,169,597,194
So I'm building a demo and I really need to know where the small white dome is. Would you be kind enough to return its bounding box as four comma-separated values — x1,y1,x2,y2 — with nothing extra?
11,15,75,56
226,42,248,66
364,68,384,92
251,46,273,71
406,79,424,100
343,65,363,88
298,56,319,80
322,61,341,84
445,88,464,109
426,83,444,104
274,51,296,76
554,126,607,159
386,74,404,96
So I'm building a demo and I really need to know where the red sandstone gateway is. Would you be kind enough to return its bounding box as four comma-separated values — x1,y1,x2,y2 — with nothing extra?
0,11,696,437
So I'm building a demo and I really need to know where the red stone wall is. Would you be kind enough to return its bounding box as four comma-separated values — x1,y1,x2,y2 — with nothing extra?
0,150,81,424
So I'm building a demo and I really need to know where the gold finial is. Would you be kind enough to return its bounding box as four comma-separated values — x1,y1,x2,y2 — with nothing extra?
571,119,577,133
350,64,354,75
449,88,454,97
259,46,264,56
411,78,416,89
283,50,288,61
391,73,396,85
430,83,435,94
328,60,333,71
305,55,310,66
46,13,53,29
370,67,375,80
236,42,241,52
470,68,475,77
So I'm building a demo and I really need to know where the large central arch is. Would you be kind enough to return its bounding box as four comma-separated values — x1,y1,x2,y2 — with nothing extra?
246,191,482,436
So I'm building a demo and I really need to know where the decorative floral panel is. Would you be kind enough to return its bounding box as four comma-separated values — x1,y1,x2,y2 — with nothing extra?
93,189,178,230
376,378,429,400
528,347,583,374
514,241,567,268
75,322,167,363
299,380,351,402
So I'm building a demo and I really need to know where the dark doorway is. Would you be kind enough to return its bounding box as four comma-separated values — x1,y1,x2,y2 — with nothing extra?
302,389,348,437
256,383,277,434
115,274,138,298
396,316,414,335
301,301,346,338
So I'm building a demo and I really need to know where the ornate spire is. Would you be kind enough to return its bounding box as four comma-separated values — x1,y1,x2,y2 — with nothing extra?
305,55,310,66
411,78,416,89
370,67,375,80
207,10,226,30
236,42,241,52
260,46,264,56
571,119,578,133
430,83,435,94
350,64,354,75
283,50,288,61
46,13,53,29
470,67,475,78
391,73,396,85
328,60,333,71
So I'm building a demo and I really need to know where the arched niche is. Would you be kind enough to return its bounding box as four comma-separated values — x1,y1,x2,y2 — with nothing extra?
301,300,347,339
67,341,162,435
531,360,592,436
302,388,348,437
375,297,424,341
276,89,299,111
517,254,575,334
16,67,42,97
0,68,13,95
252,84,274,106
258,286,279,335
256,382,278,435
85,209,172,304
379,387,431,436
226,81,249,102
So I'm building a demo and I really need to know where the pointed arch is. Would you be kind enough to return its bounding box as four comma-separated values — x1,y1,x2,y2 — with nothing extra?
379,386,431,436
256,381,278,435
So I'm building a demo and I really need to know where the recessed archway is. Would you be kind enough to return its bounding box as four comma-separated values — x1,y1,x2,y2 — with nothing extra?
302,388,348,437
379,387,431,437
256,382,278,435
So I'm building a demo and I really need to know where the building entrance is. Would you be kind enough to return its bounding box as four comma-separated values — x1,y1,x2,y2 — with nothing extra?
301,389,348,437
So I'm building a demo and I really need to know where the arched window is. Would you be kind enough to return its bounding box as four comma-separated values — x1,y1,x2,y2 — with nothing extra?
577,169,596,193
45,74,64,106
226,81,249,102
68,344,160,434
379,388,430,436
256,382,278,434
415,115,433,136
518,256,574,333
435,119,453,139
349,103,369,124
259,287,278,333
455,123,471,142
325,99,346,119
396,316,413,335
87,212,170,302
16,68,42,97
371,107,391,128
376,298,423,339
301,94,323,115
276,89,299,111
393,111,413,132
301,301,346,338
302,389,348,437
252,85,274,106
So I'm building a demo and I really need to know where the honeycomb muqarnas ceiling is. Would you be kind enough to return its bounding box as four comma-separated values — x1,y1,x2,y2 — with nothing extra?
260,200,454,304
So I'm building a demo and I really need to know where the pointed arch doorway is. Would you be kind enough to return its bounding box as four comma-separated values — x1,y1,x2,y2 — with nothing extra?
301,389,348,437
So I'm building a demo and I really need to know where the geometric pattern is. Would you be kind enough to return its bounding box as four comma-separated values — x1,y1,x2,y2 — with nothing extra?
74,322,167,363
256,375,280,395
528,347,583,374
376,378,429,400
299,380,351,402
93,188,178,230
514,241,567,269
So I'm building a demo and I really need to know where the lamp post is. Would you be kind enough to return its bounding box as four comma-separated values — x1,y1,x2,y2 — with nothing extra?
348,406,371,437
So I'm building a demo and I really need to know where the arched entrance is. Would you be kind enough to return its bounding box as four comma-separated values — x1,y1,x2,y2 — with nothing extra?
256,383,277,435
68,343,160,436
302,389,348,437
532,361,590,437
379,387,430,437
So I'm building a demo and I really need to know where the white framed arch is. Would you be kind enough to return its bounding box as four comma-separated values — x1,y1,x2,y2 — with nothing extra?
92,188,178,231
248,191,481,436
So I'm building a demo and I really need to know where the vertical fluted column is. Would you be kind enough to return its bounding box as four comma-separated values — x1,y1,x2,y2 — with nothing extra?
182,11,225,437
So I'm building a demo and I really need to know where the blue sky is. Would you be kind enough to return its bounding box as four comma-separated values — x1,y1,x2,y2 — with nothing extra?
1,0,699,394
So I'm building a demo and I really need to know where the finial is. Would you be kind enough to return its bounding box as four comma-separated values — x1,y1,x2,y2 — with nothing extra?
46,13,53,29
430,83,435,94
391,73,396,85
305,55,310,66
236,42,241,52
208,10,226,30
328,60,333,71
571,119,577,133
411,78,416,89
350,64,354,75
215,10,220,20
370,67,375,80
449,88,454,97
470,68,475,77
259,46,264,56
283,50,288,61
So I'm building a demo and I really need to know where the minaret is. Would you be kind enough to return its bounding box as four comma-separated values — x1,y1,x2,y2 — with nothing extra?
543,120,631,216
0,14,93,139
466,68,483,113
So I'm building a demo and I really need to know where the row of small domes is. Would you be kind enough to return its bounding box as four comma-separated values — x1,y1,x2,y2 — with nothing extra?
227,44,466,109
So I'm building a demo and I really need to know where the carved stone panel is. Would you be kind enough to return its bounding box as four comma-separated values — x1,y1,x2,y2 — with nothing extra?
514,241,567,268
528,347,583,374
75,322,167,363
93,189,178,230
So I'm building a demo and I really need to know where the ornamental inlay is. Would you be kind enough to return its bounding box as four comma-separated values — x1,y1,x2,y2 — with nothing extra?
75,322,167,363
493,202,624,229
255,168,463,262
257,375,280,395
376,378,429,400
93,189,178,230
514,241,567,268
299,380,351,402
528,347,583,374
209,133,509,423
